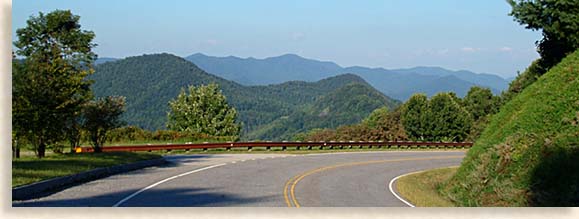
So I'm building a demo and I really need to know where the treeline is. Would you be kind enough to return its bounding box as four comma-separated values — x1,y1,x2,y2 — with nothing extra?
92,126,237,144
297,86,501,143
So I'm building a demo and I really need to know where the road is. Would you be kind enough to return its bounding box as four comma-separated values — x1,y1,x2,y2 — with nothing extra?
13,151,465,207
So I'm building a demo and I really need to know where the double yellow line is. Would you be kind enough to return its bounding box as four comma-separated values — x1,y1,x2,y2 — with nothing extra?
283,156,463,207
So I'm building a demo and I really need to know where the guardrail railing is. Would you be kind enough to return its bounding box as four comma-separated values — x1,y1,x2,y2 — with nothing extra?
76,141,473,153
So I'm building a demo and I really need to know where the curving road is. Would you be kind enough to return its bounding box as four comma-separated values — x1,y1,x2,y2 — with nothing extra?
13,151,465,207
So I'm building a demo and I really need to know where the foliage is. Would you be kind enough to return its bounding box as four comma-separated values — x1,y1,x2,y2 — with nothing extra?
502,59,546,102
246,83,400,140
401,94,430,140
428,93,473,142
167,83,241,137
401,93,472,142
442,50,579,206
300,107,408,142
105,126,236,144
12,10,96,158
362,106,390,128
463,86,500,122
508,0,579,70
82,96,126,152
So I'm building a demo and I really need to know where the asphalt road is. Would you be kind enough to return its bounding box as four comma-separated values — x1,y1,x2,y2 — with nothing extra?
13,151,465,207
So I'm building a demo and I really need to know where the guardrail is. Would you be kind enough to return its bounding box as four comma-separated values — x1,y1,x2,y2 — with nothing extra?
76,141,473,153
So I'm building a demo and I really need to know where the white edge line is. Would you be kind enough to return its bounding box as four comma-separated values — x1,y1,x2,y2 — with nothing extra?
112,163,226,207
388,166,459,208
388,171,420,207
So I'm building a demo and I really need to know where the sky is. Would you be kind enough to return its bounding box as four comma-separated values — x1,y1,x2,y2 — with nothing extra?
12,0,542,78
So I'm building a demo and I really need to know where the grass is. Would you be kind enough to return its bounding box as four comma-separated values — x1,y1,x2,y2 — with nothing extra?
12,152,162,188
396,167,458,207
443,50,579,206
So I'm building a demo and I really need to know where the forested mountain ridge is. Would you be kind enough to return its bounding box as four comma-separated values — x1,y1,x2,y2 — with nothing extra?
186,53,509,100
246,82,400,140
90,53,399,140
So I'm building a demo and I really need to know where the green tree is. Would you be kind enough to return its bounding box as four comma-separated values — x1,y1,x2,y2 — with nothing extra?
82,96,126,152
13,10,96,158
167,83,240,137
362,106,390,128
429,93,473,142
401,94,430,141
64,111,83,152
508,0,579,70
464,86,500,121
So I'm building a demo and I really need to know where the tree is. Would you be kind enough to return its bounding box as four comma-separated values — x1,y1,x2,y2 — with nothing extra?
463,86,500,121
363,106,390,128
167,83,240,137
508,0,579,70
64,111,83,152
429,93,473,142
401,94,430,141
82,96,126,152
401,93,472,142
12,10,96,158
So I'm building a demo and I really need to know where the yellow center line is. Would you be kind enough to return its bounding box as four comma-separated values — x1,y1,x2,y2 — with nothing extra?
283,155,463,207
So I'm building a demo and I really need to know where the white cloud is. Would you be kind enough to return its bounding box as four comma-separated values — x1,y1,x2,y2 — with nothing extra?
499,46,513,52
461,47,479,53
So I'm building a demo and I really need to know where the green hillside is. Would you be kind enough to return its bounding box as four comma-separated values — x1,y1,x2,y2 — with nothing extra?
246,83,400,140
442,50,579,206
90,53,399,140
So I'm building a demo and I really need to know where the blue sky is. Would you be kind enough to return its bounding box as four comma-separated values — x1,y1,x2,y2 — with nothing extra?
12,0,542,78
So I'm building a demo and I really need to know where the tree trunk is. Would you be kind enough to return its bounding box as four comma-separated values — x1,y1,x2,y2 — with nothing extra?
37,141,46,158
12,139,20,158
93,144,102,153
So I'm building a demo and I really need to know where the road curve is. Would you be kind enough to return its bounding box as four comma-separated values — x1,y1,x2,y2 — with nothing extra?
13,151,465,207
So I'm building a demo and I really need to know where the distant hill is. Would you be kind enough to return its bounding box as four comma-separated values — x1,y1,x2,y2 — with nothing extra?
443,50,579,206
186,53,509,100
245,82,400,140
90,53,399,140
95,57,118,65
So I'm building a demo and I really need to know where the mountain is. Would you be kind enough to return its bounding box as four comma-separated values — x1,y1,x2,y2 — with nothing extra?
186,53,510,100
246,82,400,140
95,57,118,65
90,53,399,140
185,53,342,85
393,66,509,92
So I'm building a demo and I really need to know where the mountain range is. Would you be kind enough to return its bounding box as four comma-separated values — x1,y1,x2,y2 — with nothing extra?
183,53,510,100
90,54,399,140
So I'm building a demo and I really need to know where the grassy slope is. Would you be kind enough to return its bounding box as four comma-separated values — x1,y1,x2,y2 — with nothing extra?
396,167,458,207
442,50,579,206
13,152,162,187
